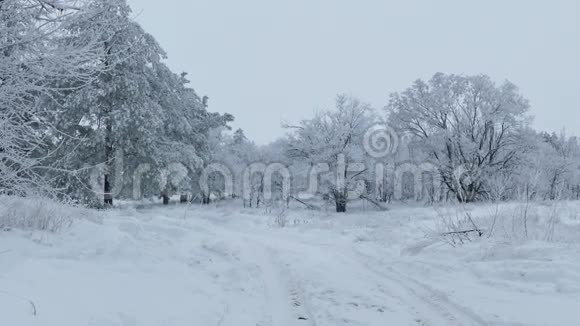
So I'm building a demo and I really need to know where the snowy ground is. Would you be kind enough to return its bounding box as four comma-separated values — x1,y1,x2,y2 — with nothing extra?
1,200,580,326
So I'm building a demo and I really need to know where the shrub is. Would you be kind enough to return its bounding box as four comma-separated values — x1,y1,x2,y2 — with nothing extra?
0,196,94,232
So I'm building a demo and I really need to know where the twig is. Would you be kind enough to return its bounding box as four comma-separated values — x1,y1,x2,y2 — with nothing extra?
349,168,368,180
461,206,483,237
0,291,37,316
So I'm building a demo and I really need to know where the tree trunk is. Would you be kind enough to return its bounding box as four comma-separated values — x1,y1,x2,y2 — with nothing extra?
104,177,113,206
103,41,113,207
103,122,113,206
335,199,347,213
334,191,347,213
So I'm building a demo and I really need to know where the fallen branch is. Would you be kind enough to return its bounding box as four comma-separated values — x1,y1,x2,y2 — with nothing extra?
360,195,388,211
441,229,484,237
289,196,320,210
464,212,483,236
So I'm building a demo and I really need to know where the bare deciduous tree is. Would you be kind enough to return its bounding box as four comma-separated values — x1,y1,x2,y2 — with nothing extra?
285,94,375,212
388,73,529,202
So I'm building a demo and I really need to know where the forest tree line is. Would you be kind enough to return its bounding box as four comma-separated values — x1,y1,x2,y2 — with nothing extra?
2,0,579,212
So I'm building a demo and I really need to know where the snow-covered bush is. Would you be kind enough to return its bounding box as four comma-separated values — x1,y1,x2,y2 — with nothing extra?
482,201,563,242
0,196,97,233
434,206,484,246
433,201,580,246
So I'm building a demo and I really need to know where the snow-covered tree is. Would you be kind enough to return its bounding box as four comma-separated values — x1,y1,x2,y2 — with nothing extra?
285,94,375,212
388,73,530,202
41,1,232,206
201,127,262,206
515,131,580,201
146,71,232,204
38,0,166,205
0,0,117,195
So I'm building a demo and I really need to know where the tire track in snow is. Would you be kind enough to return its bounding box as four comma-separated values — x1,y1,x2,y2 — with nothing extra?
177,210,486,325
349,249,489,326
217,230,316,326
246,232,487,326
133,208,313,326
236,233,431,325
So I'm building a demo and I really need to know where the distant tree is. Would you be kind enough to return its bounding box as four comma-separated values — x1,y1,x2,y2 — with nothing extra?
523,131,579,200
203,127,262,205
233,128,248,145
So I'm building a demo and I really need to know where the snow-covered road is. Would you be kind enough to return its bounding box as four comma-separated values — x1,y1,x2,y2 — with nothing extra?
215,224,487,326
1,203,579,325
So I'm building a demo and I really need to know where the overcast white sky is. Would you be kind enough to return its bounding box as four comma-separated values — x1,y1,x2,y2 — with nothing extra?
128,0,580,144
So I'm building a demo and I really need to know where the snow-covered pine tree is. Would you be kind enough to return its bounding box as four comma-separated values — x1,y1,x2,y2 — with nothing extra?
43,3,233,205
0,0,114,196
